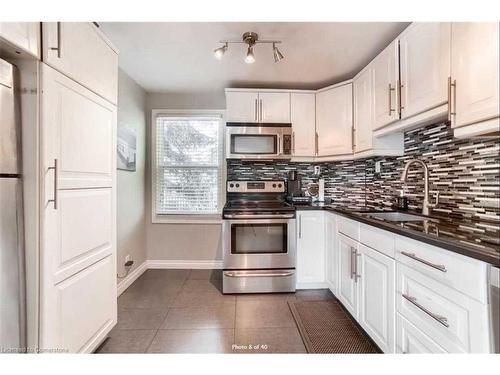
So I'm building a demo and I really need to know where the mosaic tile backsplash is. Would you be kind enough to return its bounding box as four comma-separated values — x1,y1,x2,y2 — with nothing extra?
227,121,500,221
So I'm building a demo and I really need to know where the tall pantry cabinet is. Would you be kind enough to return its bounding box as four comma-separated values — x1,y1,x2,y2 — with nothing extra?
40,22,118,353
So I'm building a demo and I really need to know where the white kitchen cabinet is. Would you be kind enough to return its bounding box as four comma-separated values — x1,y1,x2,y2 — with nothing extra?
225,90,290,123
353,66,374,153
316,82,353,156
337,232,358,317
399,22,451,120
42,22,118,104
225,91,259,123
396,313,447,353
325,212,338,295
40,64,117,353
259,92,290,123
0,22,40,57
291,92,316,157
373,40,399,130
451,22,499,137
358,244,395,353
296,211,326,288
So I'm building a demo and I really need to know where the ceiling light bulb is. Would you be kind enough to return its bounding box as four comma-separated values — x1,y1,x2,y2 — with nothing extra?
273,43,284,63
214,43,227,60
245,46,255,64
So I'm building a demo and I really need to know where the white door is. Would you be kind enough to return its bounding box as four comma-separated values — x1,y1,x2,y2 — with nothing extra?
225,91,259,123
358,244,395,353
396,314,447,353
399,22,451,119
325,213,338,295
40,65,117,353
337,233,358,317
316,83,353,156
291,92,316,156
296,211,325,286
0,22,40,57
353,67,374,153
42,22,118,104
451,22,500,128
373,40,399,129
259,92,290,123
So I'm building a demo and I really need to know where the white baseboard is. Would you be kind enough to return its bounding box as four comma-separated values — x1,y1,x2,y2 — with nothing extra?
296,282,329,290
116,261,147,296
147,260,223,269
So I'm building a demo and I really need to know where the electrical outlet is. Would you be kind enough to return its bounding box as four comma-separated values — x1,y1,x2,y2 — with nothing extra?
314,165,321,175
375,161,381,173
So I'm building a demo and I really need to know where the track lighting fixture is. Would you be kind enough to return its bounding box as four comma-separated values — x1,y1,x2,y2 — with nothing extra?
213,32,284,64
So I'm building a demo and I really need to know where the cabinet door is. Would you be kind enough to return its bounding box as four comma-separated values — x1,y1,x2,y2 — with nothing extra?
325,213,338,295
373,40,399,129
337,233,358,317
396,313,447,353
42,22,118,104
451,22,499,128
291,92,316,156
259,92,290,123
316,83,353,156
0,22,40,57
358,244,395,353
353,67,374,153
226,91,259,123
40,65,117,353
399,23,450,119
297,211,325,286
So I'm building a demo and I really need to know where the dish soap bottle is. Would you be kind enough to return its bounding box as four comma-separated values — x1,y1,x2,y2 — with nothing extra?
397,190,408,210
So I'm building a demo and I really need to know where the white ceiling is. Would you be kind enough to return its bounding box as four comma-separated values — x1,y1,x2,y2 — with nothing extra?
100,22,410,93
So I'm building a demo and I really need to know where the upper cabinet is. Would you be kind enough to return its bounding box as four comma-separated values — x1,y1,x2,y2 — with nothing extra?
225,90,290,123
450,22,499,137
373,40,400,130
291,92,316,157
316,83,353,156
42,22,119,105
399,23,450,119
353,66,374,153
0,22,40,58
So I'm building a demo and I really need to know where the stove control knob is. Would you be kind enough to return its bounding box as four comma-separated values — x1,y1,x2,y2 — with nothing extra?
272,183,277,188
229,183,234,188
235,183,240,188
278,183,282,188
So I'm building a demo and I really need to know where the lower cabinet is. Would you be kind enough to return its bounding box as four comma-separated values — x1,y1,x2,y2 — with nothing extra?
358,244,395,353
337,233,359,317
325,212,338,294
396,313,446,353
296,211,326,288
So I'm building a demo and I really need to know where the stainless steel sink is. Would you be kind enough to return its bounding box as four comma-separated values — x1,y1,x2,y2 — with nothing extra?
364,212,429,222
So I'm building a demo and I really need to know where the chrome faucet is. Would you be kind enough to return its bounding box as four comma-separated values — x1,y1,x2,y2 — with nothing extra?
400,159,439,216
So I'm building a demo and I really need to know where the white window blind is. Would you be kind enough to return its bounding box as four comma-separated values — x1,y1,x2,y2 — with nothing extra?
154,114,222,215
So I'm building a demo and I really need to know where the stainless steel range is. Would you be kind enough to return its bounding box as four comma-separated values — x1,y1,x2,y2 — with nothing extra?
222,180,296,294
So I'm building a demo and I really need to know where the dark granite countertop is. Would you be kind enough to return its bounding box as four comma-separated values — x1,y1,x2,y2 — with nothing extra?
294,202,500,267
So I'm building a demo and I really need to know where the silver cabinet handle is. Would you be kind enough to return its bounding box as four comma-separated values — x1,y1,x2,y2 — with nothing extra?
298,215,302,239
447,77,457,121
398,79,404,116
388,83,395,115
315,131,319,155
292,131,295,155
259,99,263,122
47,158,58,209
350,247,360,282
224,270,294,278
50,22,62,58
254,98,258,122
401,251,447,272
402,294,449,328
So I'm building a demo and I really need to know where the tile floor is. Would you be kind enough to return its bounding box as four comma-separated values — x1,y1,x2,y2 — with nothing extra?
96,269,334,354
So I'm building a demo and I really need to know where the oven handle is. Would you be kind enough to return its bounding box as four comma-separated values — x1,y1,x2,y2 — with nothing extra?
224,270,295,278
223,213,295,219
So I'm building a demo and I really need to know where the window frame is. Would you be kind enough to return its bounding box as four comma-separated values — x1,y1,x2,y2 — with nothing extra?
151,109,226,224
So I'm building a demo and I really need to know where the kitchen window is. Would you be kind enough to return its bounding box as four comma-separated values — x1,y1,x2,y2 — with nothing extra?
152,110,225,223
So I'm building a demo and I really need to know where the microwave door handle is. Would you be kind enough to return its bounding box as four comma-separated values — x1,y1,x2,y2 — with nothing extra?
277,135,282,155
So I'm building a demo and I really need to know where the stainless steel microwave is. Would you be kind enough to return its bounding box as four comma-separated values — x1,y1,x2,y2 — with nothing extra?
225,123,292,160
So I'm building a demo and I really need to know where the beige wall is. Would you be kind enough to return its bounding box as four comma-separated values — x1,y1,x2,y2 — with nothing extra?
145,91,225,263
116,69,147,275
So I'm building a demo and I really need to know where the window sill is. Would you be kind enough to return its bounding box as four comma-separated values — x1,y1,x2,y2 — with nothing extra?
152,214,223,225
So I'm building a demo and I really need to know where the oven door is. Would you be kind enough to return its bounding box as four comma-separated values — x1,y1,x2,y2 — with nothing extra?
226,126,290,160
223,218,296,270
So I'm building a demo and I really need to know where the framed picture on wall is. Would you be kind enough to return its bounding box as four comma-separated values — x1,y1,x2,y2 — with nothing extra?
117,126,137,171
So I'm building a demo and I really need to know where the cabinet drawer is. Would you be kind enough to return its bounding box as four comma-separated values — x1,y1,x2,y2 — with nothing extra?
360,223,395,259
396,263,490,353
396,313,446,353
395,235,488,303
337,216,360,240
